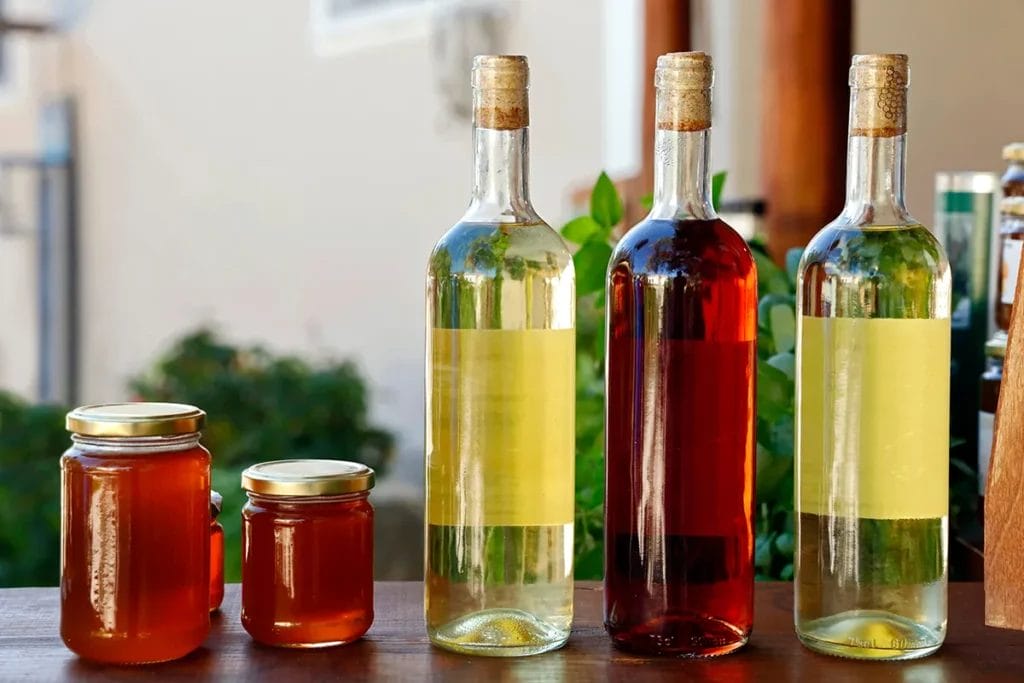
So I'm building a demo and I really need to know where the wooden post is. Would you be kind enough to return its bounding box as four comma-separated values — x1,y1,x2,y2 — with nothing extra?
760,0,851,263
986,254,1024,630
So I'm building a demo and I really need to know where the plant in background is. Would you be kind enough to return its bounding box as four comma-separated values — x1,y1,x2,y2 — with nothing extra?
562,171,800,581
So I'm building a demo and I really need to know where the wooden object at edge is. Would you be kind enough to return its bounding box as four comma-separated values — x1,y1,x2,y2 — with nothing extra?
986,243,1024,629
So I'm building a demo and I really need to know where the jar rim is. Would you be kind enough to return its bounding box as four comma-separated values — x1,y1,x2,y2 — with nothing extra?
241,459,375,496
67,402,205,437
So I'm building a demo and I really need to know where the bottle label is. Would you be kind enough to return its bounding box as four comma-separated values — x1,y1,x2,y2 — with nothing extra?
1001,238,1022,305
798,316,950,519
427,328,575,527
978,409,995,495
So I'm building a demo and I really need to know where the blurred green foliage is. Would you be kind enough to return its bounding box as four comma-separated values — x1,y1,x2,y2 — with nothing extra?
0,330,393,586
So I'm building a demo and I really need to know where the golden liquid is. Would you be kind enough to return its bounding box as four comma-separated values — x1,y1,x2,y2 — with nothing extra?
425,221,575,656
796,223,951,660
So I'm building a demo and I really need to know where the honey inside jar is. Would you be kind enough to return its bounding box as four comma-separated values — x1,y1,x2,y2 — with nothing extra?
241,459,375,647
60,403,211,664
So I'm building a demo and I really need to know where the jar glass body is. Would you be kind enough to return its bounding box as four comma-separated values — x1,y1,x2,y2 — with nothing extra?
241,491,373,647
996,214,1024,331
60,434,211,664
210,519,224,612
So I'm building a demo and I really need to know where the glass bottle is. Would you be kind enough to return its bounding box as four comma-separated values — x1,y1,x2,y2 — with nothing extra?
995,198,1024,331
424,55,575,657
795,54,951,660
604,52,757,657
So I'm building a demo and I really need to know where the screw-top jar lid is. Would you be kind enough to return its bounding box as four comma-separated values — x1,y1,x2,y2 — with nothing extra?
211,490,223,518
1000,197,1024,217
241,459,375,497
1003,143,1024,162
66,402,205,437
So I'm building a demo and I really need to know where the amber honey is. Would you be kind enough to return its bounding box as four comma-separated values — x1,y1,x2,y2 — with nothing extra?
241,460,374,647
60,403,211,664
210,491,225,612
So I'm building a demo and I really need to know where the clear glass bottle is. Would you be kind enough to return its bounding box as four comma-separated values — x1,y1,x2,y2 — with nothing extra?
995,198,1024,331
424,55,575,657
603,52,757,657
795,54,951,660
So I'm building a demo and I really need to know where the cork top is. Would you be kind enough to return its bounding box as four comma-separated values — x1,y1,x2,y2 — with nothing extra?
472,55,529,130
849,53,909,137
1003,143,1024,162
655,51,713,132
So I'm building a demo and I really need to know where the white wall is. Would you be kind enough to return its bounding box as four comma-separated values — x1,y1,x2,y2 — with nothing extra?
34,0,601,464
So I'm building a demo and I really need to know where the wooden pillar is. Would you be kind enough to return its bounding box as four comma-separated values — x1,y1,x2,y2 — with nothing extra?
760,0,851,263
640,0,691,196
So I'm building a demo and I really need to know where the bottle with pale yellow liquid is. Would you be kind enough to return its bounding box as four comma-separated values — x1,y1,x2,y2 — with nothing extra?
424,55,574,657
795,54,951,660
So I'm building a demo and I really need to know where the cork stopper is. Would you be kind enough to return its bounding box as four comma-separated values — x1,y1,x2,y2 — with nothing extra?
849,53,909,137
655,51,713,132
472,55,529,130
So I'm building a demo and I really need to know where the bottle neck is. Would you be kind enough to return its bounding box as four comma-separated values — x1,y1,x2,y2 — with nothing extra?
841,85,913,226
650,127,715,221
465,126,538,223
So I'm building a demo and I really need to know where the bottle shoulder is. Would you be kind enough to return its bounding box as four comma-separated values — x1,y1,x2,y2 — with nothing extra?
429,221,572,280
800,222,949,276
611,217,755,279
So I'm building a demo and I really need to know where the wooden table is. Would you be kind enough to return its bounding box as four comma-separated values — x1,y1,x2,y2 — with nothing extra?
3,582,1023,681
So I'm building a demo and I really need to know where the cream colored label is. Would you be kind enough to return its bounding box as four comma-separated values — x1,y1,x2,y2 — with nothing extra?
1001,239,1022,305
427,328,575,527
798,316,950,519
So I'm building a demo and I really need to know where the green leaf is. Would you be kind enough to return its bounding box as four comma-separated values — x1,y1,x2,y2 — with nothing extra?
590,172,623,229
640,193,653,211
769,303,796,354
574,239,613,296
757,359,793,422
712,171,727,211
785,248,803,287
767,352,795,380
561,216,603,245
751,248,792,297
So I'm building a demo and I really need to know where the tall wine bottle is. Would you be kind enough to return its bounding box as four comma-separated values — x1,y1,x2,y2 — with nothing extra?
603,52,757,657
424,55,575,657
795,54,951,660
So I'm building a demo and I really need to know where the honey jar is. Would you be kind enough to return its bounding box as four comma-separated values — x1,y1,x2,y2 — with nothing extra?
241,459,374,647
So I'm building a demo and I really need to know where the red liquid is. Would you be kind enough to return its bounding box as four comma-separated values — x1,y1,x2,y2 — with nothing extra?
242,493,373,647
604,217,757,657
210,521,224,612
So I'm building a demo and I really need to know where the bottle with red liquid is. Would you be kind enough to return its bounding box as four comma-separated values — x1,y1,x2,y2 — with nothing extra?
603,51,757,657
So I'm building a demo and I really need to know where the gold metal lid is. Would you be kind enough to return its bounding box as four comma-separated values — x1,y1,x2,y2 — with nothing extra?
1003,143,1024,162
849,53,909,138
986,335,1007,358
241,459,375,497
66,402,205,437
472,55,529,130
655,51,713,132
1000,197,1024,217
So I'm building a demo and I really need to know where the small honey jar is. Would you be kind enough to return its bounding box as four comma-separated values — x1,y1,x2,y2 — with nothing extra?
210,490,225,612
60,403,211,664
241,459,375,647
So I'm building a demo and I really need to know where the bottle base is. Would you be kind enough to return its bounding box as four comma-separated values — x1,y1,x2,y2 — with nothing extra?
428,608,569,658
607,614,749,658
797,610,943,661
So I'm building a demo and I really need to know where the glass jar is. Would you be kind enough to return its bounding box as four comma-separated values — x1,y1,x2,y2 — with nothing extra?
1002,143,1024,197
210,490,225,612
60,403,211,664
979,335,1006,501
241,460,374,647
996,198,1024,331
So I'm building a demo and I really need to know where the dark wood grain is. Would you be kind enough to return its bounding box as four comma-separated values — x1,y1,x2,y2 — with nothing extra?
760,0,851,264
1,583,1022,681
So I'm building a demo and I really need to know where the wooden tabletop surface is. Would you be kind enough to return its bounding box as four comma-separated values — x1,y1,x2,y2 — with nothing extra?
2,582,1023,681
